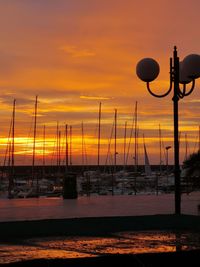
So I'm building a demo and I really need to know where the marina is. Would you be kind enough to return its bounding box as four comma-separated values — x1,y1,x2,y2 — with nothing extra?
0,1,200,265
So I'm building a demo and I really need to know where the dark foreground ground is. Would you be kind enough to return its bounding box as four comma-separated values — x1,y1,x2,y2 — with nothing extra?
1,214,200,238
1,214,200,266
1,250,200,267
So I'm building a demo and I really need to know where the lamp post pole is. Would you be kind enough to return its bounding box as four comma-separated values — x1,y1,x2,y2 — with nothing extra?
173,47,181,214
136,46,200,214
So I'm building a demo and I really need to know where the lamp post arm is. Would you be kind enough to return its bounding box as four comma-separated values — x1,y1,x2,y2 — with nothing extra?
177,86,185,99
180,79,195,97
146,81,173,98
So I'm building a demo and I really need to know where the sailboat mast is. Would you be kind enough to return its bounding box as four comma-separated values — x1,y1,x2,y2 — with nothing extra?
185,133,188,161
123,121,127,169
134,101,138,171
143,134,152,176
114,108,117,172
69,125,72,165
8,142,11,169
58,130,61,170
65,124,68,171
42,124,46,178
137,126,139,166
125,103,136,166
81,122,84,167
8,141,12,197
11,99,16,177
8,99,16,198
43,125,46,167
56,122,59,167
32,96,38,189
159,124,162,173
97,102,101,167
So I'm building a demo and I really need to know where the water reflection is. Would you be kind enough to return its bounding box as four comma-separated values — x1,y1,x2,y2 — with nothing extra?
1,230,200,264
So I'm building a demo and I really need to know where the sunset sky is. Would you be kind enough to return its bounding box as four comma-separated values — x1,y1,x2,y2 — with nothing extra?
0,0,200,166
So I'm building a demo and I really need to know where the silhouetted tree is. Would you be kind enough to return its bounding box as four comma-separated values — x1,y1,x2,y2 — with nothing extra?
183,150,200,178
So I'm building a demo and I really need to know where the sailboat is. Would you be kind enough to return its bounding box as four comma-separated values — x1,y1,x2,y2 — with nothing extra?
81,102,103,195
143,134,152,177
8,99,16,198
124,101,139,172
97,102,101,167
65,124,69,172
17,96,39,198
32,95,38,194
42,124,46,179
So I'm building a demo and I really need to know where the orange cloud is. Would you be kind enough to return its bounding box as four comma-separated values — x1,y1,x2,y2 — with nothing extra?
60,45,96,58
80,95,111,100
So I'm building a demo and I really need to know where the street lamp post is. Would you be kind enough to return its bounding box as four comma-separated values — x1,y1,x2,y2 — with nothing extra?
136,46,200,214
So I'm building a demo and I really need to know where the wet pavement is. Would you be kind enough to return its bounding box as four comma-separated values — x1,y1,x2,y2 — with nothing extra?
1,230,200,264
0,192,200,222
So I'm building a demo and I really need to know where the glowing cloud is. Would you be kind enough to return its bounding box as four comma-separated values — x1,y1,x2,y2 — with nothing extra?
59,45,96,58
80,95,111,100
